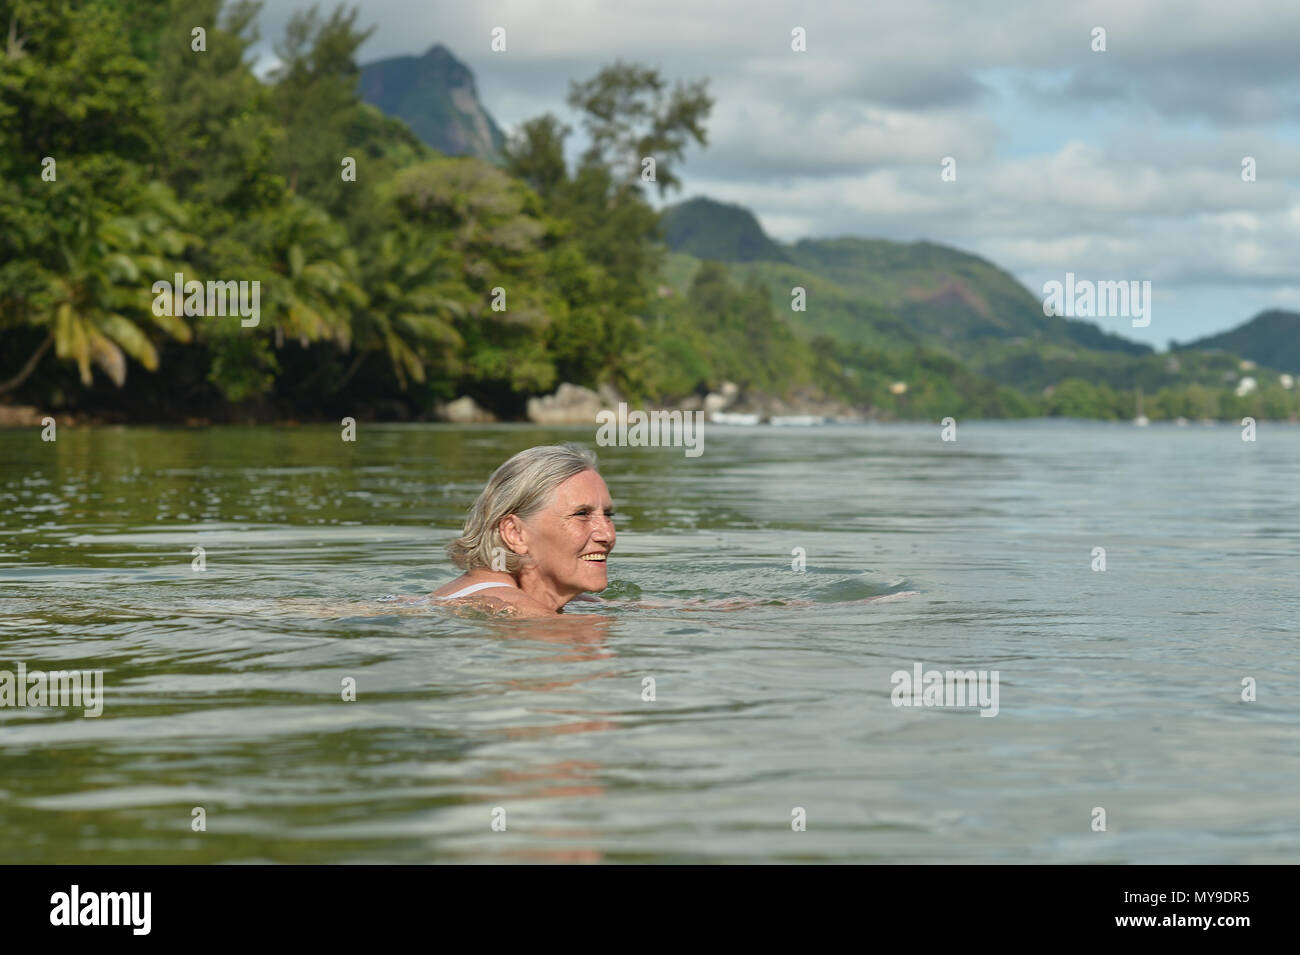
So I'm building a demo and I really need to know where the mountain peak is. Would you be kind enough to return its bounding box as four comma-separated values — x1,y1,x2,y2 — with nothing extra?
420,44,462,71
359,45,504,161
659,197,790,263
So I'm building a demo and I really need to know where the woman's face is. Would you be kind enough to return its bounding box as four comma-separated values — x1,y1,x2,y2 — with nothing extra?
509,469,615,596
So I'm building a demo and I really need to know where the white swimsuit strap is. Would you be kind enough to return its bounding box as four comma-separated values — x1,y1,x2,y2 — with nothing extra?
441,581,515,600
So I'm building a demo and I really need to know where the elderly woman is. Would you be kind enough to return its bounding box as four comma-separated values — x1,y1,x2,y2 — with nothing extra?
402,442,913,619
431,443,613,616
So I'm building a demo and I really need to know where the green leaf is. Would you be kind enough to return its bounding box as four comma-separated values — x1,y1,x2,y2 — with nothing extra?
100,314,159,370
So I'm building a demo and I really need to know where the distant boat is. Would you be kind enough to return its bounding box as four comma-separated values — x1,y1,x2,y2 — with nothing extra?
709,411,761,426
1134,387,1150,427
769,415,825,426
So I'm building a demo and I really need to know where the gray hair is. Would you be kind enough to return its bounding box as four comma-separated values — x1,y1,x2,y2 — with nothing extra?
447,443,600,573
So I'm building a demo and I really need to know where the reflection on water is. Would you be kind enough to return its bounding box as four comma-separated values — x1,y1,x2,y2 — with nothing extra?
1,422,1298,863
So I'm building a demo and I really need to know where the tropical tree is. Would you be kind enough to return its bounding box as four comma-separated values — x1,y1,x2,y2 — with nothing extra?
0,0,182,393
268,2,374,209
1,174,195,394
347,227,466,391
566,59,713,199
389,158,560,402
193,196,364,403
155,0,285,218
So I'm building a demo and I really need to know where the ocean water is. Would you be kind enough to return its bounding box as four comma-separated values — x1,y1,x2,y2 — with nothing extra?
0,421,1296,863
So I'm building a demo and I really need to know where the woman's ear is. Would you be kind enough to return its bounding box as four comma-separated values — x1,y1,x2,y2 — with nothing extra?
498,514,527,556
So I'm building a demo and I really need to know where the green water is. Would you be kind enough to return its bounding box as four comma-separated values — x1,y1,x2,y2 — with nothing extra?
1,421,1297,862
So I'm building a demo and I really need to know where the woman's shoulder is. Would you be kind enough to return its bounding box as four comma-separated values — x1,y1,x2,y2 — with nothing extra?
430,573,514,598
476,588,554,615
426,574,545,614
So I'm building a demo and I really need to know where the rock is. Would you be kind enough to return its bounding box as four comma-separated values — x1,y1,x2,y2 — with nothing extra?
702,392,730,415
726,387,866,422
435,395,496,423
701,380,742,414
527,383,604,425
597,382,625,407
0,404,45,428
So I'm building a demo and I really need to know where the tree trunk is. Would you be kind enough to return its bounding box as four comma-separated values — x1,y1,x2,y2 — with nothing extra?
0,331,54,395
331,349,369,392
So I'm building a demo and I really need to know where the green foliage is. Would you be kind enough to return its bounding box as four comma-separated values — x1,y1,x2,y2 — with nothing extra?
156,0,284,216
502,114,569,201
659,198,790,263
1,1,1291,422
0,0,159,166
1176,310,1300,373
811,338,1039,420
206,330,278,403
670,262,813,391
268,3,374,211
0,1,195,393
657,201,1151,359
1045,378,1123,419
565,59,713,198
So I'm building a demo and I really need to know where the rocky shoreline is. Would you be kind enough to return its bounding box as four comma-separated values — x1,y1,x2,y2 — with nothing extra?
435,380,868,425
0,404,51,428
1,381,867,429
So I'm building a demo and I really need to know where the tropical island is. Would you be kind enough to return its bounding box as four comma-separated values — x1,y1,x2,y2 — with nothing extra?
3,1,1298,427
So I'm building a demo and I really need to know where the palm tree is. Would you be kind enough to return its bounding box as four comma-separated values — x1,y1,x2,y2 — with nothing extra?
345,228,467,390
0,182,195,394
258,197,365,351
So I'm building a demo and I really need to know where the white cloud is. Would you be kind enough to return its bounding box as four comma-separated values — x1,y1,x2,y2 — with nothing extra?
247,0,1300,342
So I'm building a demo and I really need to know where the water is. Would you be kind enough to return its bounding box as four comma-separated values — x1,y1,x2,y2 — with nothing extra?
1,421,1297,863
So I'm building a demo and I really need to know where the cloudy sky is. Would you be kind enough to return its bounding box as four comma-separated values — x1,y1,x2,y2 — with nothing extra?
253,0,1300,348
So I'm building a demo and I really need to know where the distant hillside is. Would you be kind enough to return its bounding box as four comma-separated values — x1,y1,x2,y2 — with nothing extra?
785,238,1150,356
1176,310,1300,372
659,197,789,262
657,197,1149,359
359,44,505,161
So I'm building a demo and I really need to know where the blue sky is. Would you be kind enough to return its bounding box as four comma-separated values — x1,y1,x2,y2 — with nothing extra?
252,0,1300,350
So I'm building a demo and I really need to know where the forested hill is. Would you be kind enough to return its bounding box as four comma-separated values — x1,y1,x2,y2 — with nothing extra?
2,1,1296,426
658,197,1151,357
1175,310,1300,370
659,198,790,263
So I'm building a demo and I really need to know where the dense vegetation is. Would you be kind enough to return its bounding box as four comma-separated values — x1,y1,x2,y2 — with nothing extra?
657,211,1300,421
660,198,790,264
1,0,1296,423
1173,310,1300,372
0,0,724,420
